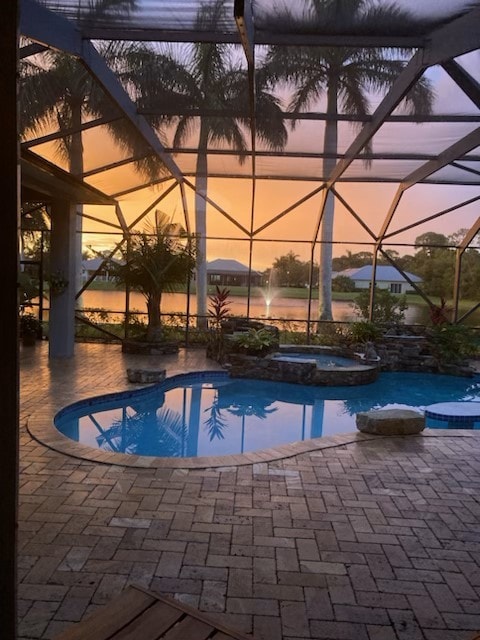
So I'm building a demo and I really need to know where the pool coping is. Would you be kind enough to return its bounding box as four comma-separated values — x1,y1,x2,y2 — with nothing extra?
25,371,480,469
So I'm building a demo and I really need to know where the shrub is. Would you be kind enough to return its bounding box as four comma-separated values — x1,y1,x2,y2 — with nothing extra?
428,324,479,365
332,275,356,292
348,320,382,344
313,322,350,346
352,288,407,325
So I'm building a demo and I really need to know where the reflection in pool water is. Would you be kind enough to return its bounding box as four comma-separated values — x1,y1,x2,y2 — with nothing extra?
55,372,480,458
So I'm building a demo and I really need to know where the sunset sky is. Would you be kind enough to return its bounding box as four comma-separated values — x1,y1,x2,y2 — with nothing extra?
27,27,479,272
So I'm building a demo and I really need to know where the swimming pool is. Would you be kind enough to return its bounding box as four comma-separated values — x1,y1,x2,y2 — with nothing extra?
54,371,480,458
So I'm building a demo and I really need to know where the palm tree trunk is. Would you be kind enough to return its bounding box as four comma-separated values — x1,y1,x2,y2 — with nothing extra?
195,125,209,330
318,81,338,322
146,291,163,341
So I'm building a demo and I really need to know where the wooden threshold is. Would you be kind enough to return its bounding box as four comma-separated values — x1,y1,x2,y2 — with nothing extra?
53,584,253,640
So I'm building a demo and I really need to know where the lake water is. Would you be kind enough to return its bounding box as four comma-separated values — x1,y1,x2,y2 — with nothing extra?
76,289,429,325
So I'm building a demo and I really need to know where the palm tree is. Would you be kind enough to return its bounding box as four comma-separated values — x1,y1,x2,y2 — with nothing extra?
19,0,166,290
111,212,196,341
127,0,288,328
264,0,434,321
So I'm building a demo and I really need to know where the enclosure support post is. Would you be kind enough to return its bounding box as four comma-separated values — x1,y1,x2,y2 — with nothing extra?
49,199,77,358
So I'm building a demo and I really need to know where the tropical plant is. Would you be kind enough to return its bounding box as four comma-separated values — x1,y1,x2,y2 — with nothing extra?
206,286,231,362
263,0,434,321
208,286,231,328
353,287,407,325
429,298,452,326
126,0,288,328
230,327,279,356
111,212,196,342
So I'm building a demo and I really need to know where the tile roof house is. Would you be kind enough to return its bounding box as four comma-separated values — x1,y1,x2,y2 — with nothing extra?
335,265,422,294
206,259,263,287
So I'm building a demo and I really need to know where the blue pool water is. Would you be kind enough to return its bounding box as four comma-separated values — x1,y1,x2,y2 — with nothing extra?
54,371,480,458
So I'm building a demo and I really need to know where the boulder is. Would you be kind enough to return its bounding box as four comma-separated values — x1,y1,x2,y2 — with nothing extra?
127,368,166,384
356,409,424,435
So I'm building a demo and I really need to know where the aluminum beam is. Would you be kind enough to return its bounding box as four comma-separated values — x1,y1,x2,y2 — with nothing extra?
378,128,480,242
458,216,480,253
327,53,426,186
22,149,115,205
423,7,480,66
402,127,480,188
137,108,480,123
442,60,480,110
80,27,425,49
234,0,254,66
327,6,480,188
22,115,121,149
20,0,82,54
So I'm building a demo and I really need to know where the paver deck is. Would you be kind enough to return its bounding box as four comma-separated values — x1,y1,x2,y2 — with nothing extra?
19,341,480,640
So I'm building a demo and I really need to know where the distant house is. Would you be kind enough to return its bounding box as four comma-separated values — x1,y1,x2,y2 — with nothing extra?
335,265,422,294
206,259,263,287
81,258,116,283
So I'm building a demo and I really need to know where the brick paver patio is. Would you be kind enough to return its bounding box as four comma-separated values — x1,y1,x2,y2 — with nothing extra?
19,342,480,639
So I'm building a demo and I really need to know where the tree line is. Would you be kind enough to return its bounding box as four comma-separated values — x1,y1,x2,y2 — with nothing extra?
267,229,480,300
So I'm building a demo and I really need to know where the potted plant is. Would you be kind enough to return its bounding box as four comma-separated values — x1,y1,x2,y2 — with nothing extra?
20,312,41,346
111,211,196,354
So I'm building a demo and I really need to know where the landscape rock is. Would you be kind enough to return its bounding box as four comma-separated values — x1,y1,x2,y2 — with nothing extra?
127,368,166,384
356,409,425,435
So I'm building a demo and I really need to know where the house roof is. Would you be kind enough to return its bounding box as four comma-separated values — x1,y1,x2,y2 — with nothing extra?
337,265,422,283
206,259,262,276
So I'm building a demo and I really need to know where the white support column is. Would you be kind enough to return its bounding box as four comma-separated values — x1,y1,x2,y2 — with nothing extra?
49,199,76,358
